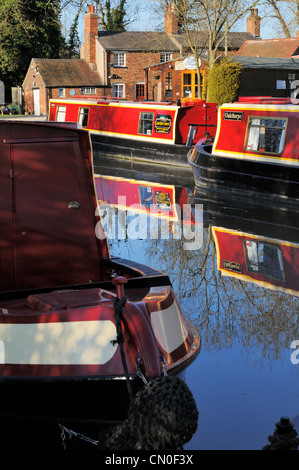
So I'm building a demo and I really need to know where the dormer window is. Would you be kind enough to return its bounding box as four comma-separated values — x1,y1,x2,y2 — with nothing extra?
113,52,126,67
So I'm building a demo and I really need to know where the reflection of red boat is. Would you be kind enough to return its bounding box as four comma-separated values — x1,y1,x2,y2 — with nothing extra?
213,226,299,296
48,97,218,170
94,174,191,221
0,120,200,448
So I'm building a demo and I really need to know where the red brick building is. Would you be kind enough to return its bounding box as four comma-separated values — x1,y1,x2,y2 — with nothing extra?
22,4,261,115
23,58,103,115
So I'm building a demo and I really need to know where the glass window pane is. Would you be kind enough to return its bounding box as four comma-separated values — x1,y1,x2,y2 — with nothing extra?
246,117,287,154
138,112,154,135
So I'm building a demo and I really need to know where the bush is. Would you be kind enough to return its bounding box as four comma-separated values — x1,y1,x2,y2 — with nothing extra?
207,58,242,105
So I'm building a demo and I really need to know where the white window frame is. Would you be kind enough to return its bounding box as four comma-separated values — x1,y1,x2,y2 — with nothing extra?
78,107,90,127
245,116,287,154
81,87,96,95
113,52,126,67
112,83,125,98
160,52,173,63
56,105,66,122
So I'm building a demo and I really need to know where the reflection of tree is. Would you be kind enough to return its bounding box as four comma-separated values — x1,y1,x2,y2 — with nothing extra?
146,225,299,363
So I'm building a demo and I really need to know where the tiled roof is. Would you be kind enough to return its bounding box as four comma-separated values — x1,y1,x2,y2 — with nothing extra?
98,30,258,52
32,58,103,87
236,38,299,57
98,31,180,51
176,31,258,50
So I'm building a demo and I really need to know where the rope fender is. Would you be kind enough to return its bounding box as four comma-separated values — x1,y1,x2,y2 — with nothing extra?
98,375,199,450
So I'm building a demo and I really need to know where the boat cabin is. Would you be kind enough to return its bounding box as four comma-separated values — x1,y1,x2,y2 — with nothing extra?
212,96,299,167
48,97,218,146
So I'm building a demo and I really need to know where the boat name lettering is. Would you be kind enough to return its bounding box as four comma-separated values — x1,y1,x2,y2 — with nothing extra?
155,115,172,134
223,111,243,121
222,259,242,273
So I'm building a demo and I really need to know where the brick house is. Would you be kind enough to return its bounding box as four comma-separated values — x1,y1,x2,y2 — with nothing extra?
22,4,262,114
94,5,260,103
23,58,103,115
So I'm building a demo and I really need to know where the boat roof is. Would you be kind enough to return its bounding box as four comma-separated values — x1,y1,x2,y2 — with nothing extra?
220,96,299,108
49,97,179,108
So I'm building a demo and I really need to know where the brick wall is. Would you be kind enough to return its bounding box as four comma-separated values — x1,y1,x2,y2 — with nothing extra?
107,51,180,100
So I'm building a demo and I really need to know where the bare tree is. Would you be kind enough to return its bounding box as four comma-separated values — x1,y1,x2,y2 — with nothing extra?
153,0,259,98
259,0,299,37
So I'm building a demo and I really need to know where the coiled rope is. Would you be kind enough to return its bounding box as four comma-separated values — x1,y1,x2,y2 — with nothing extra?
263,417,299,450
60,294,199,450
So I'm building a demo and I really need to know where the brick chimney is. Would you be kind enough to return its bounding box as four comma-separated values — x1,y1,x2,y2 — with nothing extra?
83,5,98,68
164,2,179,34
247,8,261,37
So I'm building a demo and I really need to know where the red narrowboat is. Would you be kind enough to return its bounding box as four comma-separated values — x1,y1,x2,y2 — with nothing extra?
0,120,200,449
48,97,218,172
188,97,299,201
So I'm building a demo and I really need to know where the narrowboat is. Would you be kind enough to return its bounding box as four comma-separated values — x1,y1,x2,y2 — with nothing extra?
188,97,299,202
0,120,200,449
48,97,218,172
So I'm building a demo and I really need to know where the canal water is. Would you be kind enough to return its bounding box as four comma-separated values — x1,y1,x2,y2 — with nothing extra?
95,166,299,451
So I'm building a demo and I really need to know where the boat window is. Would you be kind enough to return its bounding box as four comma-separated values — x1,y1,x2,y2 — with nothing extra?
245,117,287,154
56,105,66,122
244,240,284,281
78,107,89,127
138,112,154,135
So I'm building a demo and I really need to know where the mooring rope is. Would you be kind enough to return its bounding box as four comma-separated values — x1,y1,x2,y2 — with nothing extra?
111,295,146,450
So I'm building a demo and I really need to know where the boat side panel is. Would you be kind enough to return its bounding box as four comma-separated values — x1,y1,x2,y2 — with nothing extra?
213,104,299,165
49,99,178,144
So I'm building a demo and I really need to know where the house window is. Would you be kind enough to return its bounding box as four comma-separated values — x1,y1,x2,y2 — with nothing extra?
165,72,172,99
245,117,287,154
81,87,96,95
160,52,172,63
112,83,125,98
78,107,89,127
58,88,65,97
138,112,154,135
113,52,126,67
56,105,66,122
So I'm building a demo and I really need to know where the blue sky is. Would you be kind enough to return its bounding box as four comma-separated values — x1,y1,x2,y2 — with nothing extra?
70,1,279,42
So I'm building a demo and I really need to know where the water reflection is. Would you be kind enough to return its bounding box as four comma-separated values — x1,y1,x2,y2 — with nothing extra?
95,170,299,450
